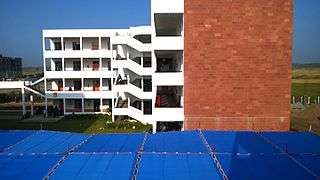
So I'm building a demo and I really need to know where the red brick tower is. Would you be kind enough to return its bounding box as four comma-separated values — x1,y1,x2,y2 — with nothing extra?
184,0,292,131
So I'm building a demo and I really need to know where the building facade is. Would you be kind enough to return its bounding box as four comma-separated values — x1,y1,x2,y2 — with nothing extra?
42,0,292,132
0,54,22,78
42,0,184,132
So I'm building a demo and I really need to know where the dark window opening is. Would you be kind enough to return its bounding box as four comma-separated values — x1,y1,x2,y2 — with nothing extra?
72,42,80,50
156,86,183,108
73,61,81,71
134,34,151,44
143,100,152,115
156,121,183,132
55,61,62,71
143,78,152,92
54,42,62,50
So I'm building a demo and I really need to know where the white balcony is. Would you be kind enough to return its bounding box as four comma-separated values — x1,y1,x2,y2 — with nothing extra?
153,36,183,50
43,50,112,58
153,72,183,86
152,108,184,122
113,59,154,75
45,71,112,78
113,84,153,99
46,91,113,99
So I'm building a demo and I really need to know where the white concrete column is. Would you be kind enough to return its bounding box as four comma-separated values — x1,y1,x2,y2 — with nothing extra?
81,98,85,112
63,98,66,115
61,37,64,50
62,78,65,91
62,58,65,71
111,98,115,122
98,37,101,50
80,37,83,50
30,95,34,116
21,88,26,116
45,97,48,118
100,98,103,112
99,58,102,71
141,77,144,90
81,78,84,91
80,58,83,71
127,50,129,60
100,78,103,91
141,100,144,114
152,122,157,134
44,78,47,93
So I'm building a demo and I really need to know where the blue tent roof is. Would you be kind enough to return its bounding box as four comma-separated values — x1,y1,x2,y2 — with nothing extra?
0,130,319,179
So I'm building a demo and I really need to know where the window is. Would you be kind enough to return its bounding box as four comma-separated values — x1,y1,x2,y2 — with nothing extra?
72,42,80,50
54,42,62,50
73,61,81,71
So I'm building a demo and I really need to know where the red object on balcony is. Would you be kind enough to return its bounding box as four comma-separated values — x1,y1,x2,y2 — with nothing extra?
58,86,63,91
92,64,100,71
156,95,161,107
91,43,99,50
93,85,100,91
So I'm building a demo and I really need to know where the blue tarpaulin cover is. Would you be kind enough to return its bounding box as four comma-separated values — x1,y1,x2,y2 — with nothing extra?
49,154,135,180
217,154,315,180
76,133,144,152
4,131,89,154
261,132,320,154
0,130,319,179
292,154,320,176
0,154,61,180
137,153,222,180
203,131,279,154
0,130,35,151
144,131,207,153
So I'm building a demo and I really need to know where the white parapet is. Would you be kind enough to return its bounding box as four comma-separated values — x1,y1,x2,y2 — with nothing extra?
0,81,24,89
153,72,183,86
152,0,184,13
153,37,184,50
152,108,184,122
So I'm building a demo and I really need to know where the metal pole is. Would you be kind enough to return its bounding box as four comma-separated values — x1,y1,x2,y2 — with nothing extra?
30,95,34,116
21,88,26,117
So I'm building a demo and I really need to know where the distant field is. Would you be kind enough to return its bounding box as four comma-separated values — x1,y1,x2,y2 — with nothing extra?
292,68,320,79
292,66,320,98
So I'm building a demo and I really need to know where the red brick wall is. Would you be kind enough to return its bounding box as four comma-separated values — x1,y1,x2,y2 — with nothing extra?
184,0,292,131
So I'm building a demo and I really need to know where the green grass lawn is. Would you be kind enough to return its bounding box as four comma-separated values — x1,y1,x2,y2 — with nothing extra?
0,114,152,134
292,83,320,98
292,67,320,99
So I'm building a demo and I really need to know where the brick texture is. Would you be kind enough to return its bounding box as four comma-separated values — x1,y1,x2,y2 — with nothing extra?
184,0,292,131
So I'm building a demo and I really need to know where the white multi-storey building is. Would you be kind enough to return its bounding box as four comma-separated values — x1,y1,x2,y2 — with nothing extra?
42,0,184,132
